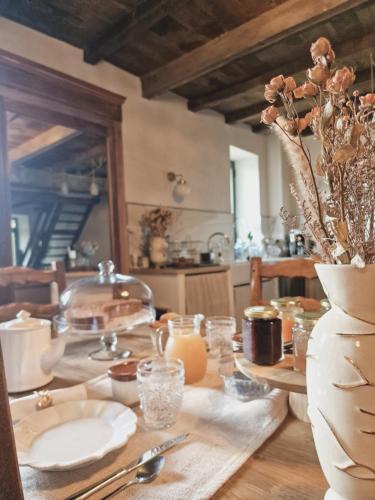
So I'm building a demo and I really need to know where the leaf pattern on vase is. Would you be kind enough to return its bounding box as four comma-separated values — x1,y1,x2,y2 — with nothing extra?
317,408,375,481
359,409,375,435
333,356,375,390
360,408,375,417
336,332,375,337
336,464,375,480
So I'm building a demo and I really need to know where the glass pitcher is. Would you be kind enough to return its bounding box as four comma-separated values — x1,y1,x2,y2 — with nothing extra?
156,315,207,384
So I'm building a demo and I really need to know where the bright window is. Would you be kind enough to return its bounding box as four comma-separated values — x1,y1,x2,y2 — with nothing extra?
229,146,261,247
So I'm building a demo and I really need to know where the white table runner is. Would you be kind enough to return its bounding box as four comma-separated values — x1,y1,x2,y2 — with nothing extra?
17,332,288,499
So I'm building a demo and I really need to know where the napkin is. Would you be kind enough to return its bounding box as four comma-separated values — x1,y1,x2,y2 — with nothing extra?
10,374,112,425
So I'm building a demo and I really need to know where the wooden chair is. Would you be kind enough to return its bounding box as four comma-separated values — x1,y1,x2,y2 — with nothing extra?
249,257,321,311
0,261,66,321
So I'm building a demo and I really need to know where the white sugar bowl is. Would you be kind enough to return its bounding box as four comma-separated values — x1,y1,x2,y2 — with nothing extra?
0,311,66,392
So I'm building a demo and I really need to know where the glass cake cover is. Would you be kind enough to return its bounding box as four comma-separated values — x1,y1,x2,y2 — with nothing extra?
60,260,155,335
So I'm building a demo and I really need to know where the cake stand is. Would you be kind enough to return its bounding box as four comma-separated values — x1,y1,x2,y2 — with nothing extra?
58,260,155,361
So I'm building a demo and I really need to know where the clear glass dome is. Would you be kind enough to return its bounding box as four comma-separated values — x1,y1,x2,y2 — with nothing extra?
58,260,155,361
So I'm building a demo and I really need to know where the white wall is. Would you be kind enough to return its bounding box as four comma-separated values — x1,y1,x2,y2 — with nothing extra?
79,200,111,265
0,17,270,263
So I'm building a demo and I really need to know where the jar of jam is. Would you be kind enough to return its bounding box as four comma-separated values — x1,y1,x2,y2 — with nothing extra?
292,312,322,374
243,306,282,365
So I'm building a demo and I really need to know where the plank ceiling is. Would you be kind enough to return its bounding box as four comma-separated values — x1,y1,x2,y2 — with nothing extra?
2,0,375,130
7,113,106,177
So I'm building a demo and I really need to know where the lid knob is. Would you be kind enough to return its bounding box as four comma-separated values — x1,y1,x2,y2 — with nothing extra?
16,310,32,321
98,260,115,277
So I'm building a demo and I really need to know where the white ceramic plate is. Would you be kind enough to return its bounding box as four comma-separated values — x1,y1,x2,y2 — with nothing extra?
14,400,137,470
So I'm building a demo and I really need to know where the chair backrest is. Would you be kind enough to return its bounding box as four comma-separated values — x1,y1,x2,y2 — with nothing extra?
0,261,66,322
249,257,318,307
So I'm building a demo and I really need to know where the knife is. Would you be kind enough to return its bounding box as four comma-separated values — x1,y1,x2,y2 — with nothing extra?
66,433,189,500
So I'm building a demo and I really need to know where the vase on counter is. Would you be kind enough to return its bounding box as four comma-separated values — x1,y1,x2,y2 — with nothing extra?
307,264,375,500
149,236,168,268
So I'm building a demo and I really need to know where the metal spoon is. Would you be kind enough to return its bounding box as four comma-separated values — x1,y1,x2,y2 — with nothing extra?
101,455,165,499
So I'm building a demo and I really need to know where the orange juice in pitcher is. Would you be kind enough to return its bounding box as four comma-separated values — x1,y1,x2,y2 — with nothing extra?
156,315,207,384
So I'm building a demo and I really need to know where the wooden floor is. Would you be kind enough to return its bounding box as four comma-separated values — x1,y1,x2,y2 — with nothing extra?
213,415,328,500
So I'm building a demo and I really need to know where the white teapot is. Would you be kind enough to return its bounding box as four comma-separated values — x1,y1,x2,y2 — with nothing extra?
0,311,66,393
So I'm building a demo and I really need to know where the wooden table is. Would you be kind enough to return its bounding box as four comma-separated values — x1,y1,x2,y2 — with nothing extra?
215,416,327,499
15,333,327,499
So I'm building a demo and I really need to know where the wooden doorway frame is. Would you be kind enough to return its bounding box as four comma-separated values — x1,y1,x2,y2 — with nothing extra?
0,49,128,273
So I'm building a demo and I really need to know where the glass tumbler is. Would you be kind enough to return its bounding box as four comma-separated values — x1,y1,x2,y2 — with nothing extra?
206,316,236,357
137,357,184,429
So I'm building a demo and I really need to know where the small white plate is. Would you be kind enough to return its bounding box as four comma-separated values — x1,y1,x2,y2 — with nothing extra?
14,400,137,470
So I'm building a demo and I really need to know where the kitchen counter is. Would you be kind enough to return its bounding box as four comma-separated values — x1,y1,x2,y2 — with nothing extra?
131,265,229,276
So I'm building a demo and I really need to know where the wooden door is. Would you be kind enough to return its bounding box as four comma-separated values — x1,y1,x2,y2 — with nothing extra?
0,50,128,273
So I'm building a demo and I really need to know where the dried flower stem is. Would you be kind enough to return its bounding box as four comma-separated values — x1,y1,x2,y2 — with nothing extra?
261,37,375,265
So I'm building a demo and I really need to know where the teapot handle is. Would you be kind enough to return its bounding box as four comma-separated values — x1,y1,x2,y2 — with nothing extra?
155,327,165,357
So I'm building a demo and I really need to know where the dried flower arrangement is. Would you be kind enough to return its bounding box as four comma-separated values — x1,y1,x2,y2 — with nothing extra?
261,37,375,266
140,207,173,238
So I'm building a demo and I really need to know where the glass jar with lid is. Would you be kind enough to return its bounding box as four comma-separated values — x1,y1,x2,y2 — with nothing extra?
242,306,282,365
58,260,155,361
270,297,303,346
292,311,322,374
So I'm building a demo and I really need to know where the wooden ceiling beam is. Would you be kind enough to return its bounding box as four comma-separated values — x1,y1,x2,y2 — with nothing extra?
84,0,188,64
225,102,266,124
225,67,373,124
141,0,367,98
9,125,79,165
189,32,375,112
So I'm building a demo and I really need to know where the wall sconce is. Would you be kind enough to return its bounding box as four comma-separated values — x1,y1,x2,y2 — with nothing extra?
167,171,191,200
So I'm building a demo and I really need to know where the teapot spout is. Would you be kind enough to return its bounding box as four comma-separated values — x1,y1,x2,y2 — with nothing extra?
41,336,66,374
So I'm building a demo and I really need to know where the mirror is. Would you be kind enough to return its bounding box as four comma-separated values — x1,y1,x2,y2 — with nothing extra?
6,112,111,270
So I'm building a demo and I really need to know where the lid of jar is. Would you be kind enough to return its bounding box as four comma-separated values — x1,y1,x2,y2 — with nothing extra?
294,311,323,327
0,310,50,331
270,296,302,308
244,306,279,320
320,298,331,311
108,361,138,381
277,305,304,314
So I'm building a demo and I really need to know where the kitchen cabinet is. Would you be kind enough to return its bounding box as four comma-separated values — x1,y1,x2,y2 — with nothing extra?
132,266,234,318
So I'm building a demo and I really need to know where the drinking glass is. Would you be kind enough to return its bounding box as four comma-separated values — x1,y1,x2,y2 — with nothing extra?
206,316,236,357
137,357,184,429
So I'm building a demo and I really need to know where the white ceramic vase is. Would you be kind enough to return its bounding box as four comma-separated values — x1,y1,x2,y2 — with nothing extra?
307,264,375,500
149,236,168,268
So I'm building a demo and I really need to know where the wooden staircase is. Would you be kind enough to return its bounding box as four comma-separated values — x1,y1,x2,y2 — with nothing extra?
11,188,100,268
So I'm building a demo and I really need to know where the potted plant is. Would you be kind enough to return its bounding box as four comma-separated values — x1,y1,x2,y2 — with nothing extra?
140,207,173,268
261,38,375,500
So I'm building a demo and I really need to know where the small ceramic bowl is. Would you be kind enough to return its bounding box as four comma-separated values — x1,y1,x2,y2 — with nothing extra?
222,371,271,402
108,361,139,406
